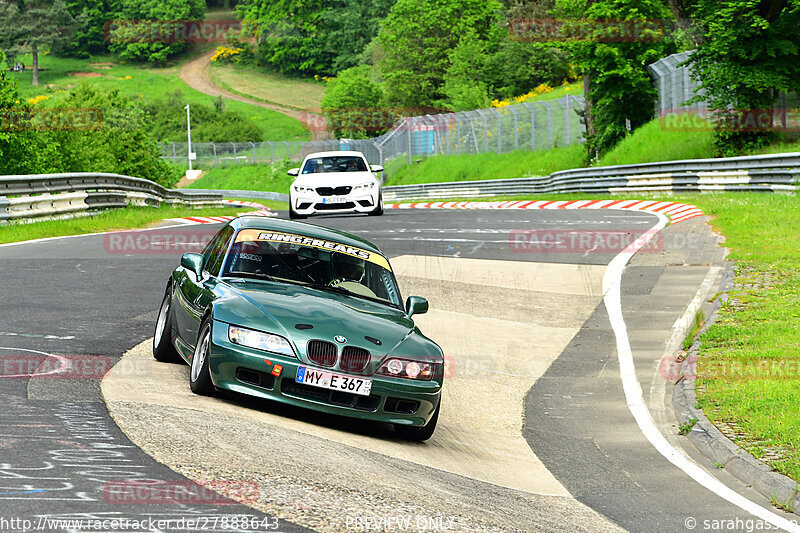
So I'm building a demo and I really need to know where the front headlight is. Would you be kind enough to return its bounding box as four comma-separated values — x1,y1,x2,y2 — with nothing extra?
353,182,376,190
377,358,437,380
293,185,313,193
228,325,295,358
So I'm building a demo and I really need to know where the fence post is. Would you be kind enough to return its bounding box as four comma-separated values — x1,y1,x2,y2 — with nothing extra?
250,142,256,165
284,141,289,159
211,142,218,168
540,102,553,147
456,116,461,154
490,109,502,153
407,118,413,165
268,141,274,164
522,102,536,151
444,114,451,154
564,95,571,146
510,105,519,150
476,109,488,153
170,142,177,165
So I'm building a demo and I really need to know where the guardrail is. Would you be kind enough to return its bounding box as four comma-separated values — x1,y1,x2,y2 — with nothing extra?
0,173,224,223
381,152,800,200
193,189,290,203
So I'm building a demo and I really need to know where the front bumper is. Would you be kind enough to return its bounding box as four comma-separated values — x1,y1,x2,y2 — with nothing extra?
207,321,441,427
291,189,380,216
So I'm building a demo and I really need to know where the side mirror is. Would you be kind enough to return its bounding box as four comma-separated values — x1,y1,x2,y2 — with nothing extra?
406,296,428,318
370,164,384,173
287,168,300,177
181,252,204,281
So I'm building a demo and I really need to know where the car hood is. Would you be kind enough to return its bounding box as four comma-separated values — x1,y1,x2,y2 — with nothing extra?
293,172,377,188
212,279,442,369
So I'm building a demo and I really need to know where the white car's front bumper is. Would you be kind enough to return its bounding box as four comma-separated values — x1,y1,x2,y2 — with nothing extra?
291,188,381,215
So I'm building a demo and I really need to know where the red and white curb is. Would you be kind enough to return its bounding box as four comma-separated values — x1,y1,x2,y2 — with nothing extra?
385,199,704,224
167,200,276,225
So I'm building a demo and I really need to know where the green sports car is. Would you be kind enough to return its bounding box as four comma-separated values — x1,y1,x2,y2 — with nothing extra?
153,216,444,440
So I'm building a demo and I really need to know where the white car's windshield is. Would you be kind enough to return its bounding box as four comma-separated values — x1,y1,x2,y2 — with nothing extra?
302,156,368,174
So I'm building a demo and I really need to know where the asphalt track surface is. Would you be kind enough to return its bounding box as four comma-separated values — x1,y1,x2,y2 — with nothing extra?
0,208,794,532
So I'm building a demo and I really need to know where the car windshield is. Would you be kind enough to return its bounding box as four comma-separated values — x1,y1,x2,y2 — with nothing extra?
221,229,402,308
301,156,368,174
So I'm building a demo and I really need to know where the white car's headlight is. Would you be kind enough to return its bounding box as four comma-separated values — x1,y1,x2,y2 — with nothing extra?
353,182,376,190
228,325,295,357
293,185,314,193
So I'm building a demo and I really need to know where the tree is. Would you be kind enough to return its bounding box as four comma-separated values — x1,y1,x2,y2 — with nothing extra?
553,0,676,159
235,0,395,75
687,0,800,155
320,65,385,138
60,0,120,57
442,30,492,111
377,0,504,109
109,0,205,64
320,0,396,72
0,0,79,85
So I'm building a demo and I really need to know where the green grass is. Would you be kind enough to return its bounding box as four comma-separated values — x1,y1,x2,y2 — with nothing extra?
596,118,716,166
185,162,298,195
210,63,326,112
527,81,583,102
10,53,310,142
0,204,242,244
384,144,585,186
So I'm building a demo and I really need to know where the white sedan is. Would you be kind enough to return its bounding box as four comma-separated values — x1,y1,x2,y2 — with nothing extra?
287,151,384,219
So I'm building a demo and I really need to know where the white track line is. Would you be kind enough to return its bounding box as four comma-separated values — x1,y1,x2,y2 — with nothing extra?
603,213,800,532
0,347,71,379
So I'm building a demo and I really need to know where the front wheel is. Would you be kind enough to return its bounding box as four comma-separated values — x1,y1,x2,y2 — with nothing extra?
289,203,307,220
153,289,181,363
189,319,215,395
395,400,439,442
368,193,384,216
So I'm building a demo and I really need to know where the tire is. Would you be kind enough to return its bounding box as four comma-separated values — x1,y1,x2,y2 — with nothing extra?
189,319,215,395
368,193,384,216
289,204,307,220
153,289,181,363
395,400,439,442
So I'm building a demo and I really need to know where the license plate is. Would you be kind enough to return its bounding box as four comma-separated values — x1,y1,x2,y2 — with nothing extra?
295,366,372,396
322,196,348,204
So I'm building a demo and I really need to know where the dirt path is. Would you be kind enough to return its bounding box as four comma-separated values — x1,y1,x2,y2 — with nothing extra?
179,49,331,140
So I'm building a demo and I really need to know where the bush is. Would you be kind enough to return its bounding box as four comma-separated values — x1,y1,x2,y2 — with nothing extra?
1,66,179,187
143,90,262,143
483,40,573,100
47,83,181,187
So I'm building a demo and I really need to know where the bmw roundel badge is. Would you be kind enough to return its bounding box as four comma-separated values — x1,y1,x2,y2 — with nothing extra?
334,335,347,344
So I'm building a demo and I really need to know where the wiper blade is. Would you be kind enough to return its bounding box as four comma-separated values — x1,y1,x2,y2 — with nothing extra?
223,272,278,282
